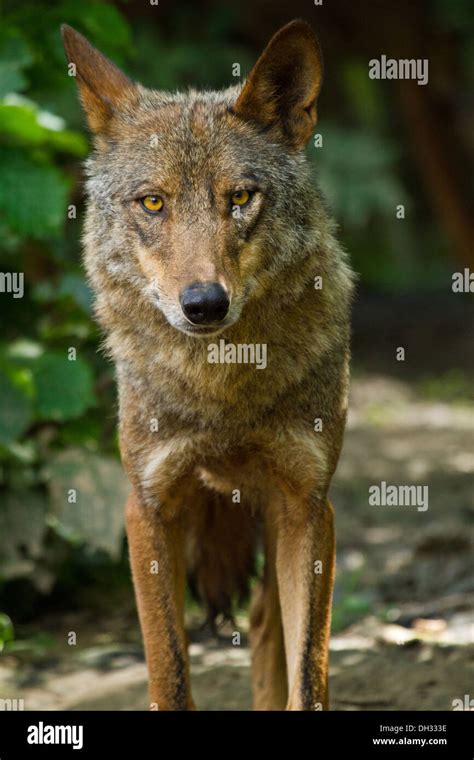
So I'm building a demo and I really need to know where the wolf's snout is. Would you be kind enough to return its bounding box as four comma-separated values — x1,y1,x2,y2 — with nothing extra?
180,282,229,325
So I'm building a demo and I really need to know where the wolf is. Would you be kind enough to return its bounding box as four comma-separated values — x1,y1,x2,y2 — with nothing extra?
62,18,354,710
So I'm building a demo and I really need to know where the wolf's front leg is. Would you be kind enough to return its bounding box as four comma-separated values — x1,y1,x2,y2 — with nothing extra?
273,494,335,710
125,490,194,710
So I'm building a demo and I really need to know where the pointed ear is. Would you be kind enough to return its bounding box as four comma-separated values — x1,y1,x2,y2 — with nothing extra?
61,24,138,134
233,20,323,149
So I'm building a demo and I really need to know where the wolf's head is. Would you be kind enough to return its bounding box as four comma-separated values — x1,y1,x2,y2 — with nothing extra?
62,20,323,338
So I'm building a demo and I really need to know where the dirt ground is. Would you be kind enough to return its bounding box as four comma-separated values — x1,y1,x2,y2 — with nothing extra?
1,371,473,711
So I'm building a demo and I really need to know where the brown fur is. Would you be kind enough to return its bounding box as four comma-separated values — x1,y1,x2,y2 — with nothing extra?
62,19,354,710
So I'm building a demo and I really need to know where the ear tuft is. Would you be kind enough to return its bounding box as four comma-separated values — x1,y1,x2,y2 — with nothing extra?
233,20,323,149
61,24,137,134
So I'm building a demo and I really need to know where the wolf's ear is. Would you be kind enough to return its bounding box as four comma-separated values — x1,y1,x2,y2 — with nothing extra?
233,20,322,149
61,24,138,134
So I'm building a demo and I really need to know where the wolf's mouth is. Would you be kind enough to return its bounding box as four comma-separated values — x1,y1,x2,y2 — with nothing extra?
179,323,229,339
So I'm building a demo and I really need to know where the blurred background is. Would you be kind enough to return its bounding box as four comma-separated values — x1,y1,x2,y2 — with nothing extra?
0,0,472,709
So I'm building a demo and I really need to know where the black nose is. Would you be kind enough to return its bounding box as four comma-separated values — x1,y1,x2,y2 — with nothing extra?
180,282,230,325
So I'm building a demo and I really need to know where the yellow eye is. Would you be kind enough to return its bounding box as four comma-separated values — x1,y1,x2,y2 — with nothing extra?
231,190,251,207
140,195,164,213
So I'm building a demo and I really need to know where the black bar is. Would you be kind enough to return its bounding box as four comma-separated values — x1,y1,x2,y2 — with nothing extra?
0,710,472,757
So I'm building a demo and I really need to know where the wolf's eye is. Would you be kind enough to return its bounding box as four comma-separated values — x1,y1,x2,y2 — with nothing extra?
140,195,164,214
230,190,251,207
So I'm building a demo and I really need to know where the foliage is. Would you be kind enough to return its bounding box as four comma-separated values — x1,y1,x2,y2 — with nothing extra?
0,613,15,652
0,0,131,593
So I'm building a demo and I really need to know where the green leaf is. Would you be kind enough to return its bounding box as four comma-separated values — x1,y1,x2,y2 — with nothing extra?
0,613,14,651
32,351,95,421
60,0,132,56
47,448,129,558
0,369,33,445
0,102,87,155
0,36,33,98
0,102,47,143
58,273,93,313
310,124,408,228
32,272,92,314
0,489,48,580
0,148,70,238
